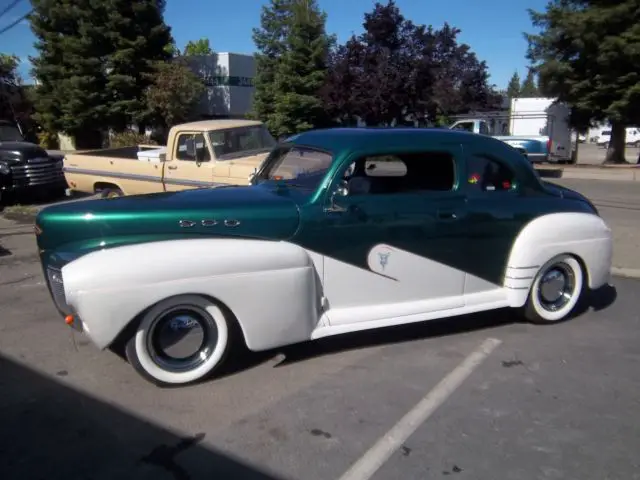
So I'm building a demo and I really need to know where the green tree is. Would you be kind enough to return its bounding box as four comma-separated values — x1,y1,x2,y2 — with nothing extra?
29,1,109,148
526,0,640,164
144,58,205,129
251,0,294,131
520,69,539,97
29,0,173,147
102,0,173,132
183,38,214,56
506,71,521,98
270,0,333,136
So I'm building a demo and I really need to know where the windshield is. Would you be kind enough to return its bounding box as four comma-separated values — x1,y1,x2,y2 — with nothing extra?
208,125,276,159
255,145,334,190
0,124,24,142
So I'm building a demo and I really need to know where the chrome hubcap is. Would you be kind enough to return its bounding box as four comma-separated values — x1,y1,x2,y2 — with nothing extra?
537,263,576,312
146,306,217,372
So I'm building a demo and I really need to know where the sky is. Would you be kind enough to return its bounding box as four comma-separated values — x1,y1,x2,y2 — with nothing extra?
1,0,548,89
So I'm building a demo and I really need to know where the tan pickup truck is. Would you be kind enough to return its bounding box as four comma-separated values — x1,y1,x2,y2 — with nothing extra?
63,119,276,197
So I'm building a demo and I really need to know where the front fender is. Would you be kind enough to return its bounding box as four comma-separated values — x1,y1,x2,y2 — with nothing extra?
62,238,323,351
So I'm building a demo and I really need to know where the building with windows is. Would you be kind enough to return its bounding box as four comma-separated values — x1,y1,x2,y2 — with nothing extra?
183,52,256,119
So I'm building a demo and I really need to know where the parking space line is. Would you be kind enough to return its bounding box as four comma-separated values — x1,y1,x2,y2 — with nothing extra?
337,337,502,480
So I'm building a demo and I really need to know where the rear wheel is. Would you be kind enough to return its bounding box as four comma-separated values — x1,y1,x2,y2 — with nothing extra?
125,295,233,386
99,187,124,198
523,254,585,324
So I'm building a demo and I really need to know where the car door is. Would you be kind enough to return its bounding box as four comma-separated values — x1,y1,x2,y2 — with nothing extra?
164,132,215,191
459,146,538,295
314,147,468,326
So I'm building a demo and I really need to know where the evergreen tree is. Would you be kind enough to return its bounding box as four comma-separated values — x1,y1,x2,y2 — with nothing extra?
526,0,640,164
29,0,173,147
102,0,173,132
30,0,110,148
519,69,539,97
270,0,332,136
506,71,521,98
251,0,294,132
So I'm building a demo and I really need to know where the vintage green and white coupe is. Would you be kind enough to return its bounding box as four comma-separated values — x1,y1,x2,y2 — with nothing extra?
36,127,613,386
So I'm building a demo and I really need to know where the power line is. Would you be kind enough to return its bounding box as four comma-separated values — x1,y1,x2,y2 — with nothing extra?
0,8,31,36
0,0,24,21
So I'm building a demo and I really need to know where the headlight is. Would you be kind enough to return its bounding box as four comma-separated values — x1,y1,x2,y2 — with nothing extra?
0,162,10,175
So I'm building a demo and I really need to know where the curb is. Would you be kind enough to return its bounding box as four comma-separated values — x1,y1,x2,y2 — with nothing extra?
534,165,640,182
611,267,640,280
536,167,640,182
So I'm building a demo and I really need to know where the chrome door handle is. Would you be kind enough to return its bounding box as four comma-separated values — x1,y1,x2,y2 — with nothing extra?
437,210,458,220
167,165,177,170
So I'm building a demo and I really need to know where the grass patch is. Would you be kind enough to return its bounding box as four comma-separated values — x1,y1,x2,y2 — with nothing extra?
2,204,41,223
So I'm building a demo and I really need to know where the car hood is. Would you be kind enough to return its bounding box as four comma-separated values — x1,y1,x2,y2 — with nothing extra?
36,184,302,253
0,141,50,161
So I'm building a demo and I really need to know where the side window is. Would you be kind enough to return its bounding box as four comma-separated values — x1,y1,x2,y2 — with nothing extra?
479,122,490,136
343,151,456,196
466,154,515,193
452,122,474,133
175,133,210,162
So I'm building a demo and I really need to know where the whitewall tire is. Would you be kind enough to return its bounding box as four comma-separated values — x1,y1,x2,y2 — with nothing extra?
125,295,232,386
524,254,585,324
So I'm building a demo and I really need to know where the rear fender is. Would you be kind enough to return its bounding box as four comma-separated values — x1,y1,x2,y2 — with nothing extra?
503,212,612,307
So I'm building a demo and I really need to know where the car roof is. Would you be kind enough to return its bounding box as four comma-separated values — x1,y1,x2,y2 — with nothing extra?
287,127,502,154
177,119,265,131
285,127,542,189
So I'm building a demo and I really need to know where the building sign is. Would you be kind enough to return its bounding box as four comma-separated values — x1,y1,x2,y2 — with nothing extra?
203,76,254,87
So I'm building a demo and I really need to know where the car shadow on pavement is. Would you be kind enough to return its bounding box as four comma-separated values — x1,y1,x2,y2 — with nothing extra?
0,353,284,480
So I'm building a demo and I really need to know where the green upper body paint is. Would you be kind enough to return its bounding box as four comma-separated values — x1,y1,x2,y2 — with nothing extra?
36,127,597,287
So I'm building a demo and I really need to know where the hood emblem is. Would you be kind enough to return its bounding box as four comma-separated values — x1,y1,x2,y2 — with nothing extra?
179,219,239,228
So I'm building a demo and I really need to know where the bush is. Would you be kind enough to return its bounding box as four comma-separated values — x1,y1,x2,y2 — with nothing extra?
37,131,59,149
109,131,158,148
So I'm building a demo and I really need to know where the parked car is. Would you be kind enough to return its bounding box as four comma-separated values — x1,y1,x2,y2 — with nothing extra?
596,127,640,148
62,119,276,198
0,120,66,204
35,127,613,386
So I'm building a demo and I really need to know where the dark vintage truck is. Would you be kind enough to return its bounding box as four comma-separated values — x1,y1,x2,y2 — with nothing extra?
0,120,67,204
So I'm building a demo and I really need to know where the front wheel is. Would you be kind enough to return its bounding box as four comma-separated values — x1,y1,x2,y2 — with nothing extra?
125,295,232,386
523,254,585,324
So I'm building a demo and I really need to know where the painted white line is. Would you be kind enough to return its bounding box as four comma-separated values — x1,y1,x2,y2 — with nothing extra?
18,281,45,288
338,337,502,480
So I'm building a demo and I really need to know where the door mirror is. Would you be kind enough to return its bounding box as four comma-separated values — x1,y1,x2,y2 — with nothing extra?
325,181,348,213
335,180,349,197
185,137,197,159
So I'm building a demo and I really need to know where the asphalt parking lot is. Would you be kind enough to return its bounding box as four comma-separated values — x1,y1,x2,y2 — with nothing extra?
2,193,640,479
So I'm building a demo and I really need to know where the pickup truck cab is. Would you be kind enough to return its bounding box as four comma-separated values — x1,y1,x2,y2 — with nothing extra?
63,119,276,197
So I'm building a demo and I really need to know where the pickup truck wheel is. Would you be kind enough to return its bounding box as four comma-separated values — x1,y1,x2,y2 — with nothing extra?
523,254,585,324
125,295,232,386
100,188,124,198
